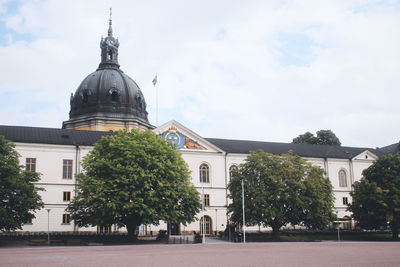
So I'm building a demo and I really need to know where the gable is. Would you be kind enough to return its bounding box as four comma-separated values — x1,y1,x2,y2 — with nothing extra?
153,120,224,153
352,150,378,161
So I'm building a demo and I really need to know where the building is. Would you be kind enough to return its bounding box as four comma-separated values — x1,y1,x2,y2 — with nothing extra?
1,16,399,235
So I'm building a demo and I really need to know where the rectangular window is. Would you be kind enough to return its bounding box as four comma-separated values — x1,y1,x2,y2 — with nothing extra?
62,214,71,224
25,217,33,225
204,194,210,207
343,197,348,205
63,160,73,179
63,191,71,201
26,158,36,172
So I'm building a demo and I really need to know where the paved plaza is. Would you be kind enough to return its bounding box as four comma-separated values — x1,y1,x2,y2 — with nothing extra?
0,242,399,266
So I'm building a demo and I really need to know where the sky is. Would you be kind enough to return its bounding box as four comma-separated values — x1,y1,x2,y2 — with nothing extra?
0,0,399,148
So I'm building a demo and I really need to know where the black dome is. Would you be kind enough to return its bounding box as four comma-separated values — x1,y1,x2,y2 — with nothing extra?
68,14,149,124
69,68,148,122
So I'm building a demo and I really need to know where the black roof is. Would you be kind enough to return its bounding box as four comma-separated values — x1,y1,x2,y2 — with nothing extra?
0,125,112,146
377,142,400,155
205,138,381,159
0,124,389,159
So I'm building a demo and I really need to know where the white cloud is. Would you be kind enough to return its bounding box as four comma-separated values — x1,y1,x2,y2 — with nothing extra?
0,0,399,148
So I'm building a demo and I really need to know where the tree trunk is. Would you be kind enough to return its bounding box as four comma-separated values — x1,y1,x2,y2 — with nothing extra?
126,224,139,241
391,224,399,240
271,226,280,241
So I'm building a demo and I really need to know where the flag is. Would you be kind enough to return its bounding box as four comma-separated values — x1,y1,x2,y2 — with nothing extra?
152,74,157,86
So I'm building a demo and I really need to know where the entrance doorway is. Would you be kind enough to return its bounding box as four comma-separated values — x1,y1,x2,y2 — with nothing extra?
200,216,213,235
167,223,180,235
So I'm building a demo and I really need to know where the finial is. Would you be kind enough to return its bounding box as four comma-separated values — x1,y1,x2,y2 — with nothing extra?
108,8,113,37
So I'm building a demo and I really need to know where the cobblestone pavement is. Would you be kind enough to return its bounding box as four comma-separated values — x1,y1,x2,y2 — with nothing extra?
1,241,399,267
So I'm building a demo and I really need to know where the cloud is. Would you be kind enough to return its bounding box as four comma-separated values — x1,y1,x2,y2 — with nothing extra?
0,0,399,148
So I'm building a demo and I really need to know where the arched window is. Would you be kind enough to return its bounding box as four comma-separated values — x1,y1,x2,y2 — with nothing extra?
200,215,212,235
339,170,347,187
229,165,238,179
199,163,209,183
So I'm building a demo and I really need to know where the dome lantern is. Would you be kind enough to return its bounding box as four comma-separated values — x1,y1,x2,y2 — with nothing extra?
98,8,120,70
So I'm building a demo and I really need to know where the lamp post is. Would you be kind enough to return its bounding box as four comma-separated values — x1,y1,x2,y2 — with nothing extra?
335,211,340,242
202,185,205,244
45,209,51,245
242,179,246,243
215,209,218,236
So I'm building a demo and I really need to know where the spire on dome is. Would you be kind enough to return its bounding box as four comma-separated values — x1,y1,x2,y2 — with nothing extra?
108,8,113,37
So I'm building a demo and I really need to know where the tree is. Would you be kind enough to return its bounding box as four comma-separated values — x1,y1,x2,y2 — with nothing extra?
292,130,341,146
228,150,335,239
348,154,400,240
292,131,318,145
67,129,201,238
0,135,43,231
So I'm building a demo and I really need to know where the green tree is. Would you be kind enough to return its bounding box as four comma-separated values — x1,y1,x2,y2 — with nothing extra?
302,166,336,229
67,129,201,238
0,135,43,231
292,130,341,146
292,131,318,145
348,154,400,240
228,150,335,239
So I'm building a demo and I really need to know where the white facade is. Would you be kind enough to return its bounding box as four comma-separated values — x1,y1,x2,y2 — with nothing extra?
11,120,378,234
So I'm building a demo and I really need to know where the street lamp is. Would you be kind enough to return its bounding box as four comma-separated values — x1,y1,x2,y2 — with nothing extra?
335,211,340,242
202,185,205,244
45,209,51,245
215,209,218,236
242,179,246,243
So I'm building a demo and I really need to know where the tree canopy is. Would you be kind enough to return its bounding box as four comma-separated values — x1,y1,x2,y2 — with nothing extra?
348,154,400,239
67,129,201,237
0,135,43,231
228,150,335,239
292,130,341,146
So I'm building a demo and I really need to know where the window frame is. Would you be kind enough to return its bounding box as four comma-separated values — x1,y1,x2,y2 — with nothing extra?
338,169,348,187
199,163,210,183
343,197,348,205
229,165,238,180
200,215,213,235
63,159,73,179
204,194,210,207
62,214,71,224
63,191,71,202
25,217,33,225
26,158,36,172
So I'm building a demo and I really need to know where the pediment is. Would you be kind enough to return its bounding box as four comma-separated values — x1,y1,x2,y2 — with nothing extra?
153,120,223,153
352,150,378,161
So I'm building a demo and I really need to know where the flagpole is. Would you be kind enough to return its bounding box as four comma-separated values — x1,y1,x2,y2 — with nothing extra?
153,73,158,126
156,81,158,126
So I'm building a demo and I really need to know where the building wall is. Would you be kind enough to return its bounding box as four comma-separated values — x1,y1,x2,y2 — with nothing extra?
14,141,375,233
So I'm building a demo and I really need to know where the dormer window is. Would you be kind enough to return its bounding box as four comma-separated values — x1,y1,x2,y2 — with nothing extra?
109,88,120,102
111,91,118,102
